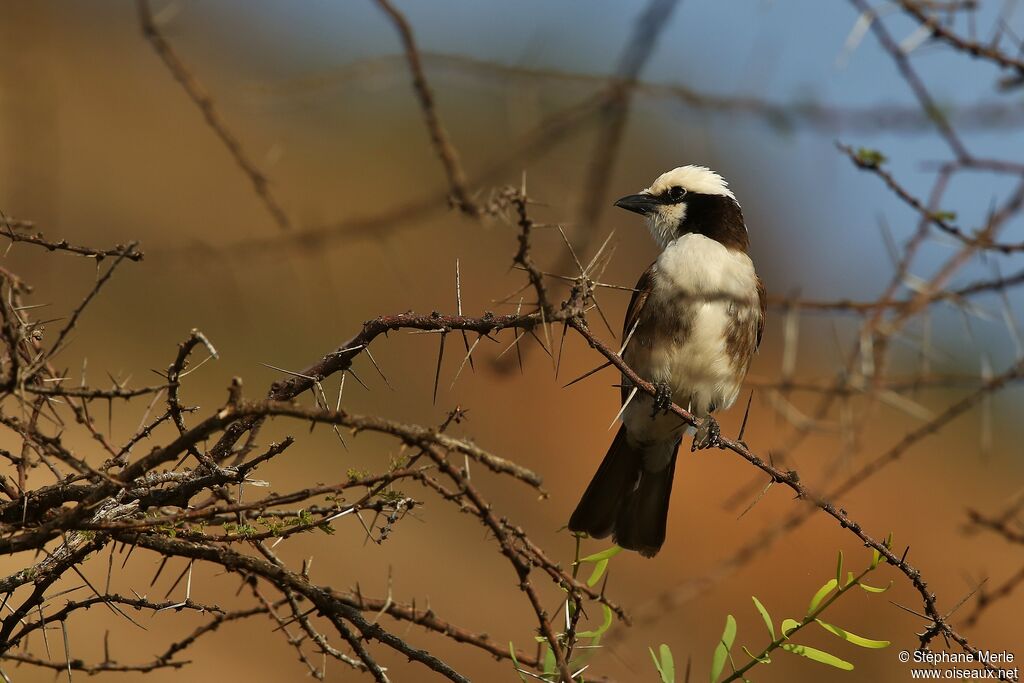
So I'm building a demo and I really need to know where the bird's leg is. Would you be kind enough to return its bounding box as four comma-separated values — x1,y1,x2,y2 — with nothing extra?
651,381,673,417
691,416,721,451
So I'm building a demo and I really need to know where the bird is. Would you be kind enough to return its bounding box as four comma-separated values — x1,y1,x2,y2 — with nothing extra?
568,165,766,557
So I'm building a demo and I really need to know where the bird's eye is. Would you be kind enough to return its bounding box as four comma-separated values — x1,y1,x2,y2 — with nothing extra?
667,186,686,202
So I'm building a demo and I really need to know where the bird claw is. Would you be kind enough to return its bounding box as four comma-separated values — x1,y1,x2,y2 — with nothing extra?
651,382,673,417
691,416,721,451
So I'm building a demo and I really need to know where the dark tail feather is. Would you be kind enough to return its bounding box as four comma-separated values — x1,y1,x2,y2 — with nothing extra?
614,443,678,558
569,429,680,557
568,426,638,541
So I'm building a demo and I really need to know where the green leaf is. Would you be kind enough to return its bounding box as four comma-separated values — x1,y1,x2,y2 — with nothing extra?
709,615,736,683
854,147,887,168
651,647,665,680
815,620,891,649
781,643,854,670
587,558,609,587
579,546,623,563
871,533,893,568
542,644,555,675
577,604,614,639
859,580,893,594
836,550,844,586
508,643,529,683
741,645,771,664
781,618,801,637
751,596,775,640
871,532,894,568
807,579,838,615
870,532,894,568
658,644,676,683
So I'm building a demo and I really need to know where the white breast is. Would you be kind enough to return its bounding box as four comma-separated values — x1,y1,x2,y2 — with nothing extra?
654,233,757,300
623,234,759,442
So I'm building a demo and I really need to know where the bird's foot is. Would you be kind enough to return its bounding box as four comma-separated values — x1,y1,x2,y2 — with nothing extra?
691,416,721,451
651,382,673,417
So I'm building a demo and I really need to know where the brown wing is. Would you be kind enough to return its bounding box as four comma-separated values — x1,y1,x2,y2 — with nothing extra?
620,263,656,404
756,276,767,349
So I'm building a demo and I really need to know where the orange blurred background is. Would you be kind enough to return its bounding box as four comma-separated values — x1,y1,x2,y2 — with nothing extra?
2,2,1022,681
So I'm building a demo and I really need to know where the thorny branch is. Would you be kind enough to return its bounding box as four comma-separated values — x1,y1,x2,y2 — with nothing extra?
3,1,1023,681
897,0,1024,84
3,169,1018,677
373,0,479,217
137,0,292,231
0,208,619,681
615,0,1024,666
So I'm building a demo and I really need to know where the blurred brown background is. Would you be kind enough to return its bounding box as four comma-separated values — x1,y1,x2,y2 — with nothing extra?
2,1,1022,681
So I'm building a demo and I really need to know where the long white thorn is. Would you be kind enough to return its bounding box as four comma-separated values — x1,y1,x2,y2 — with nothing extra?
609,386,638,430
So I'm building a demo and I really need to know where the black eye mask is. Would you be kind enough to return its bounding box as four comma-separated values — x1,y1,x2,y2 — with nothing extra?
666,186,687,203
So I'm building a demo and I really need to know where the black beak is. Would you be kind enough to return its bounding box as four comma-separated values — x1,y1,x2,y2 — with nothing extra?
613,193,661,216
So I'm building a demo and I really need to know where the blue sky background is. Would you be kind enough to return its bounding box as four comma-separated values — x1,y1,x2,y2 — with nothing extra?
178,0,1024,364
3,4,1024,681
